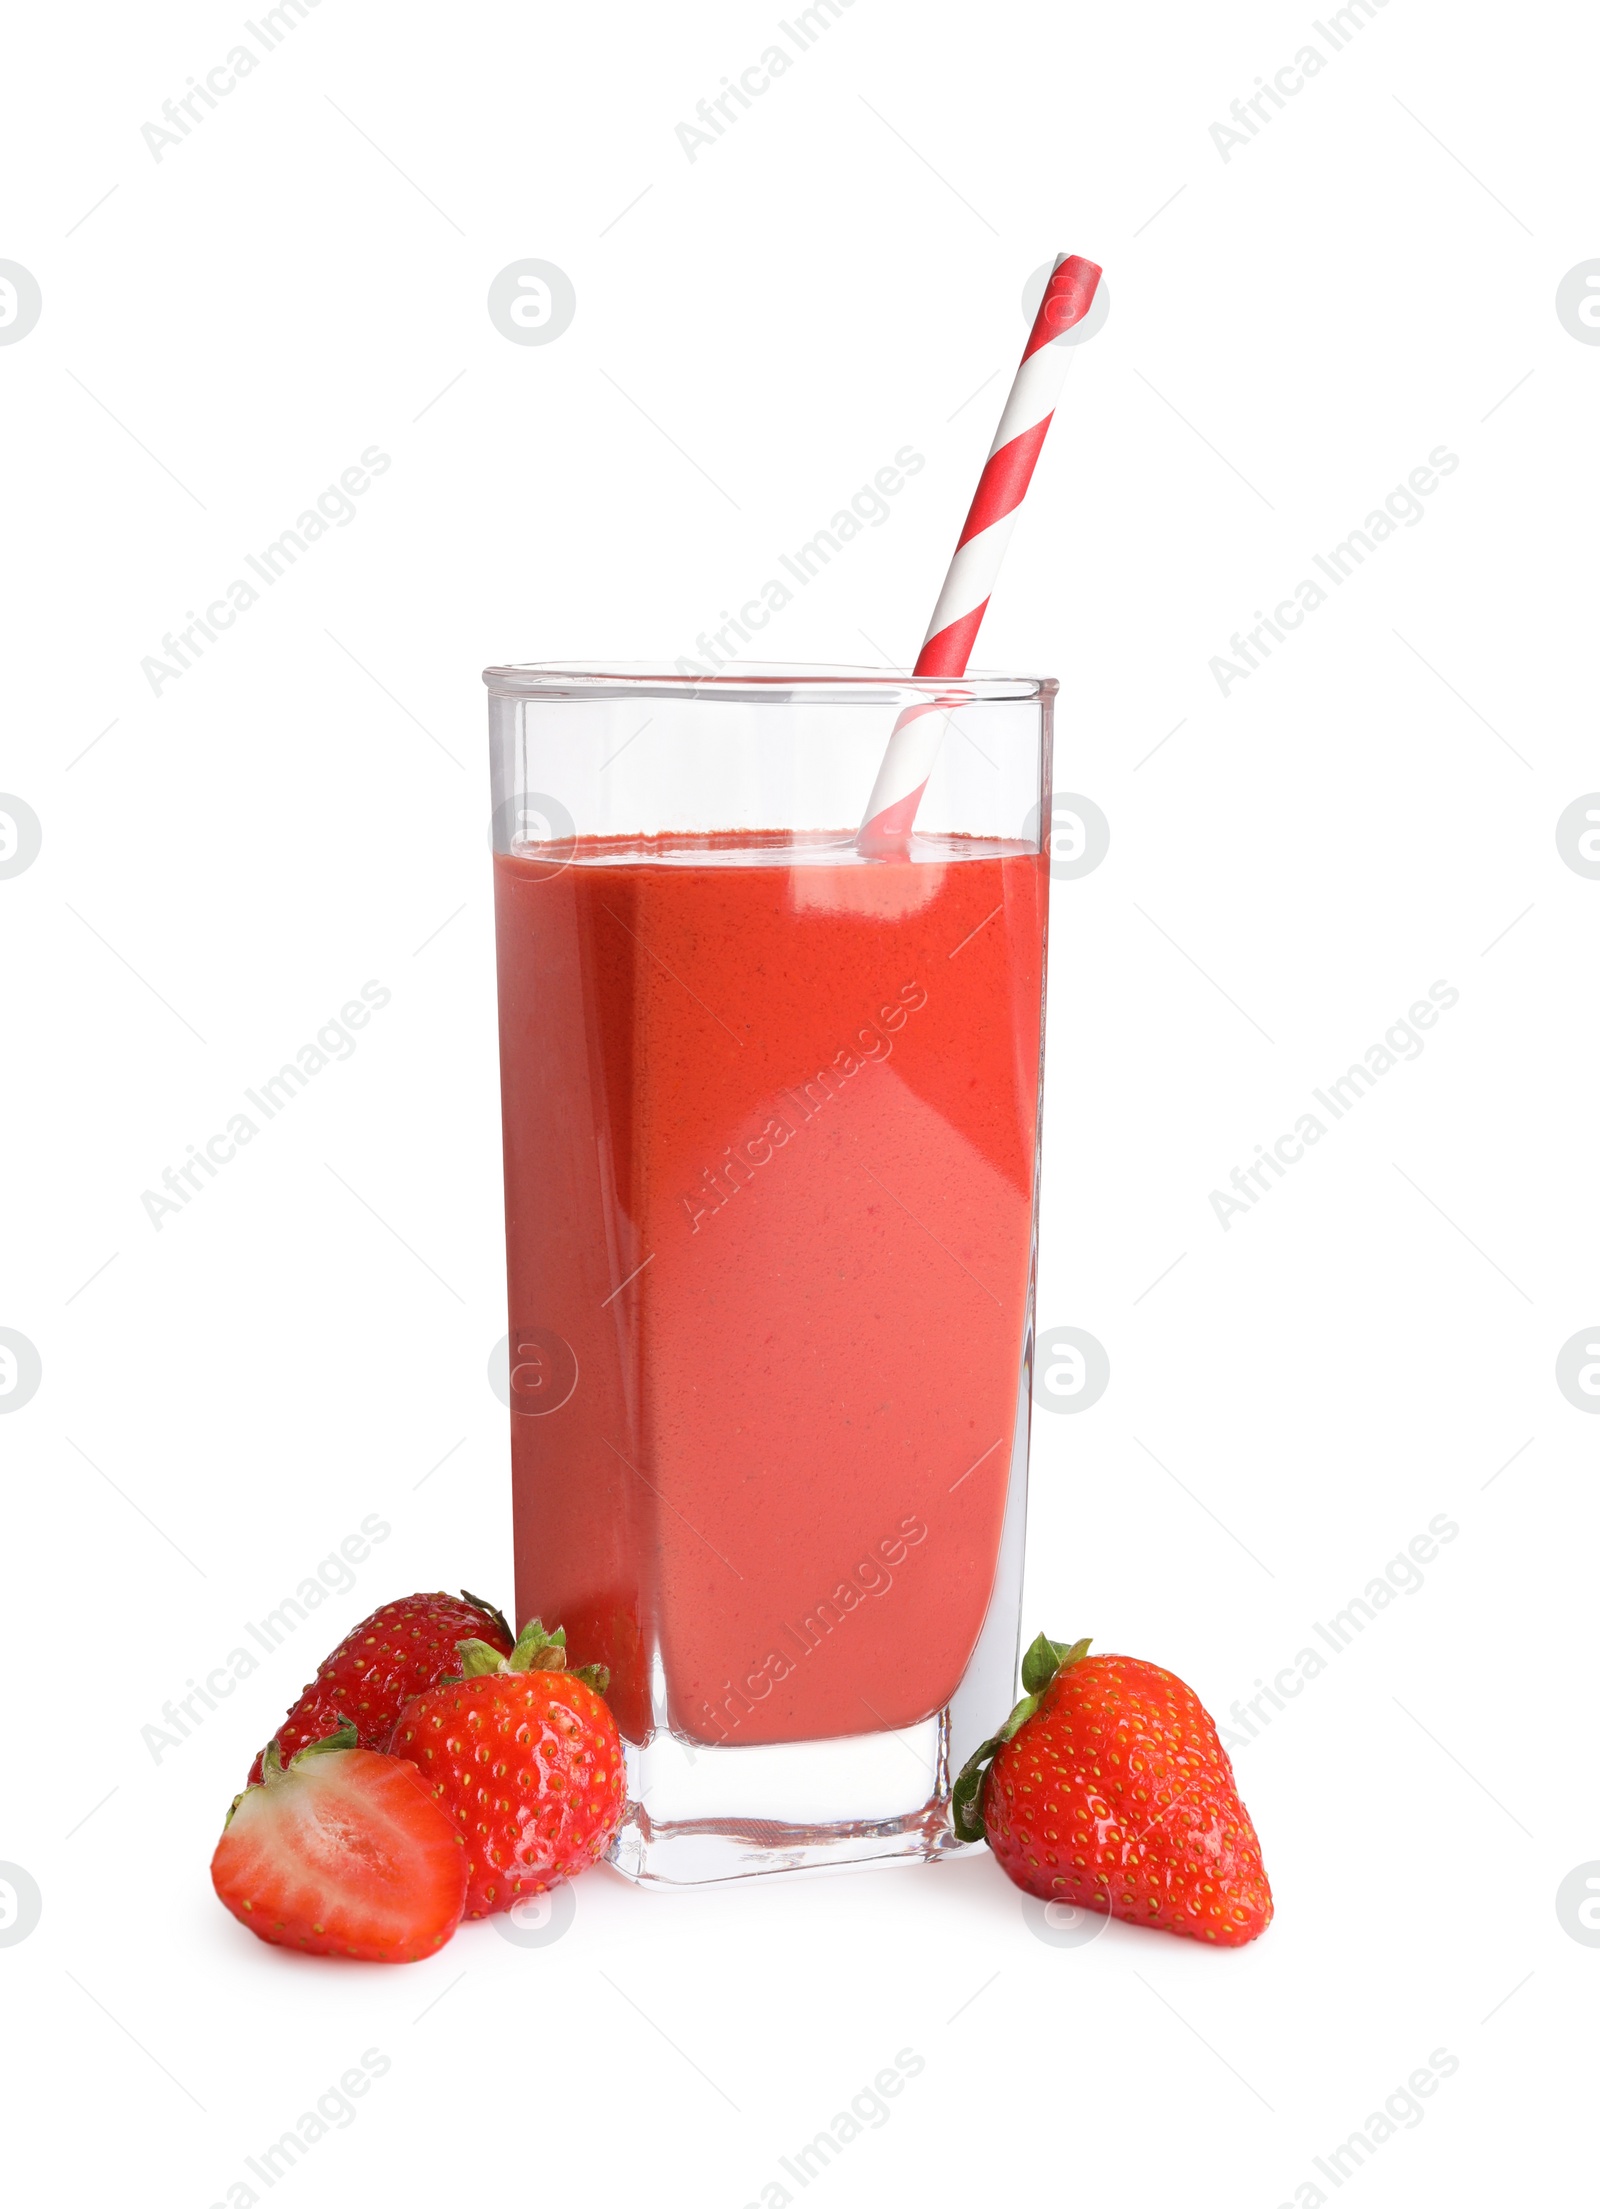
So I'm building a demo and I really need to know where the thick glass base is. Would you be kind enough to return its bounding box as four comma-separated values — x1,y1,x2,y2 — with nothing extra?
607,1713,965,1885
606,1360,1034,1885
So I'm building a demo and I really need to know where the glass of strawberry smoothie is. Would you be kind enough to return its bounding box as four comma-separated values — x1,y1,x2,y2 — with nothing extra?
485,663,1055,1883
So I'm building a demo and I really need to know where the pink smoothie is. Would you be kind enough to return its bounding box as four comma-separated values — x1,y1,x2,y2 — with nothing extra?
494,833,1046,1747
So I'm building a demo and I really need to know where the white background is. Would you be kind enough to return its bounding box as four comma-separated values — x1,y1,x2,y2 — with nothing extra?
3,0,1596,2201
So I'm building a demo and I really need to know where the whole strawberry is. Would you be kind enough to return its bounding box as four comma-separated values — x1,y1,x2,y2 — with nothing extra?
248,1590,513,1784
390,1619,626,1916
954,1634,1273,1946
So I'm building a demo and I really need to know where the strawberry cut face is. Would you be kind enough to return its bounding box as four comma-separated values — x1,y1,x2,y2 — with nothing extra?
211,1743,468,1963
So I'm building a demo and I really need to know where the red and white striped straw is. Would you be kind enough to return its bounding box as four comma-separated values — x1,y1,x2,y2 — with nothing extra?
857,251,1102,852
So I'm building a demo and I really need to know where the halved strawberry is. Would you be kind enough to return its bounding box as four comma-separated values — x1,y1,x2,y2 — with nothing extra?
212,1728,467,1963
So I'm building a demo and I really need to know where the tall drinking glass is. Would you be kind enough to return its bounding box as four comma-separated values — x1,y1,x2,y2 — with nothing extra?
485,663,1054,1884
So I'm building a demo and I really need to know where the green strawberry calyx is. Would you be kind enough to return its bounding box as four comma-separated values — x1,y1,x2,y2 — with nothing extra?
225,1720,360,1828
454,1617,611,1697
950,1634,1091,1844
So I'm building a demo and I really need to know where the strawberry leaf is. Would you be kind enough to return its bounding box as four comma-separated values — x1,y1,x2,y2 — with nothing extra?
1020,1633,1092,1695
289,1722,360,1763
456,1638,509,1679
952,1695,1038,1841
461,1588,514,1647
572,1662,612,1695
507,1618,569,1674
952,1634,1093,1842
952,1733,1002,1842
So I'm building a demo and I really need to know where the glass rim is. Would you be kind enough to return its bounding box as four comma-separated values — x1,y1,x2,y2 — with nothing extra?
482,659,1057,704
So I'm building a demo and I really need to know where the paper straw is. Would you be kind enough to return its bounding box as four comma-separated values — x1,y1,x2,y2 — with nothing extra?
857,251,1102,852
